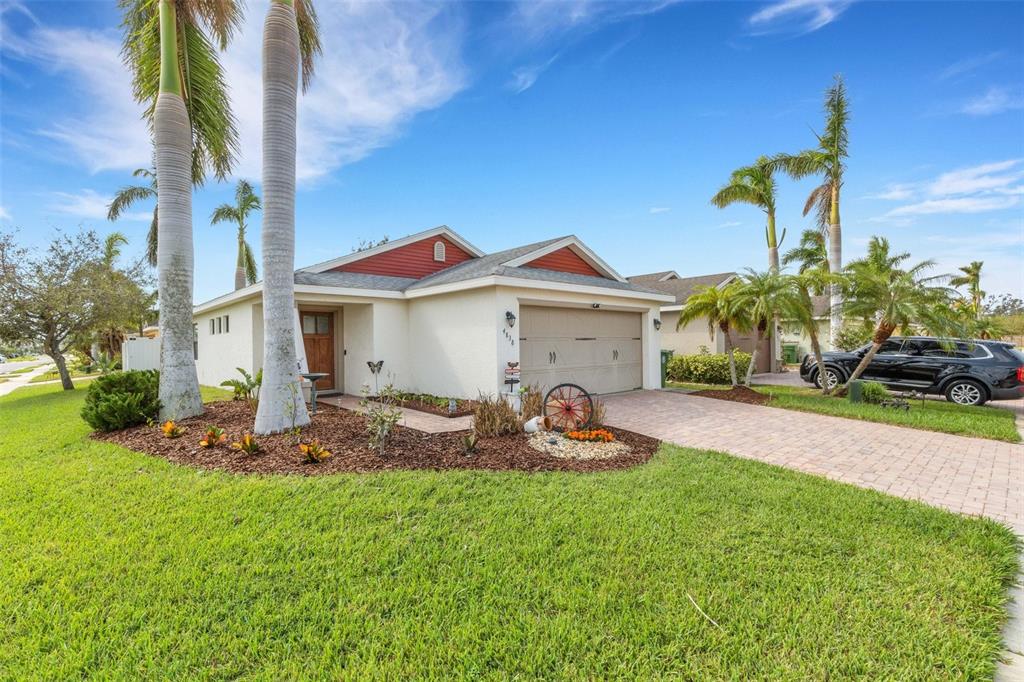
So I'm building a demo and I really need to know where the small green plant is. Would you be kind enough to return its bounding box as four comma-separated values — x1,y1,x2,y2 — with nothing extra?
666,351,753,385
231,433,260,455
199,426,226,448
590,397,607,428
220,368,262,410
160,420,185,439
460,432,479,455
80,370,161,432
298,438,332,463
859,381,891,405
472,393,520,438
361,382,403,458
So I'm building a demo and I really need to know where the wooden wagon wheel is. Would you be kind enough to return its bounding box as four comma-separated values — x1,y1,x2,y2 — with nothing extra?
543,383,594,431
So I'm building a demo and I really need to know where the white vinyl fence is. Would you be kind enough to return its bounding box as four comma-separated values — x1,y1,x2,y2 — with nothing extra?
122,336,160,372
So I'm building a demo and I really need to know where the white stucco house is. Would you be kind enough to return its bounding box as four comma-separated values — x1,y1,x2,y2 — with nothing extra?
192,226,673,399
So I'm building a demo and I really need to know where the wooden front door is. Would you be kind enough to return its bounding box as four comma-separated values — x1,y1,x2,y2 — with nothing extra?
301,312,335,390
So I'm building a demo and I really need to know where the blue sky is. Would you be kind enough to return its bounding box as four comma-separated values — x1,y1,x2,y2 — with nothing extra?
1,0,1022,303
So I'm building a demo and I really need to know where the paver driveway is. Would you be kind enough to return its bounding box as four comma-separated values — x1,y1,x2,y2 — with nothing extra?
603,390,1024,533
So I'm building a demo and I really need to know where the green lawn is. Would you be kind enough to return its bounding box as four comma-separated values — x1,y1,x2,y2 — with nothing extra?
29,368,100,383
3,366,37,375
0,383,1018,679
669,382,1021,443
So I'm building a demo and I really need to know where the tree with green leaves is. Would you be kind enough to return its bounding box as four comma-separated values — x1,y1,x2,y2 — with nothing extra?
211,179,260,290
119,0,240,419
88,233,156,358
950,261,985,320
785,268,839,394
254,0,321,434
771,75,849,348
0,230,107,390
782,228,827,274
107,167,159,267
677,282,750,387
734,269,790,386
710,157,783,272
838,237,958,392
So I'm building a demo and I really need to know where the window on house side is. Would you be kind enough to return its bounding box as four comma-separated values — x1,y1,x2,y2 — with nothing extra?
224,315,229,333
216,317,222,334
210,319,215,335
433,240,446,262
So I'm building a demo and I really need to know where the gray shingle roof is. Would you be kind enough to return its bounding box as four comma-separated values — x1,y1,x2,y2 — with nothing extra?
630,271,737,304
291,236,668,298
627,270,678,283
294,270,416,291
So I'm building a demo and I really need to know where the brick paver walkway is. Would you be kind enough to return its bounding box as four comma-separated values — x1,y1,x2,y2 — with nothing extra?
603,390,1024,533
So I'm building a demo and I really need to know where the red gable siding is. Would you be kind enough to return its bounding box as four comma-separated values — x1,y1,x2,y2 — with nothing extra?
331,235,474,279
522,246,604,278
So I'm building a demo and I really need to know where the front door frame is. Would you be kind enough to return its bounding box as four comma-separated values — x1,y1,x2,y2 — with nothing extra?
299,308,343,392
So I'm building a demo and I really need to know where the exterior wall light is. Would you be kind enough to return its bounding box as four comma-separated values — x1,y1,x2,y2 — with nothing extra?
653,318,662,331
506,311,517,327
591,303,601,309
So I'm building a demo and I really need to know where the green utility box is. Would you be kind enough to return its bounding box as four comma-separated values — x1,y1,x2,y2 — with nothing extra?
847,379,863,403
660,350,674,388
782,343,799,365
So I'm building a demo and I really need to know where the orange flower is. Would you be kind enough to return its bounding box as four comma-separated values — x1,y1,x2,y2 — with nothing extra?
161,420,185,439
199,426,226,448
564,428,615,443
231,433,260,455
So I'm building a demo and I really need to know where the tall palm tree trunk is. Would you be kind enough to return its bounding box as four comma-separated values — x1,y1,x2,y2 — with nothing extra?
745,321,767,386
807,321,829,395
827,185,842,349
155,0,202,420
767,211,780,373
254,0,310,434
234,231,246,291
837,322,895,396
720,322,738,387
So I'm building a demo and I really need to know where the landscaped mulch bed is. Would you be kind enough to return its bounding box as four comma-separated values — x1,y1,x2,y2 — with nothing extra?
397,397,477,418
94,400,659,475
690,385,770,405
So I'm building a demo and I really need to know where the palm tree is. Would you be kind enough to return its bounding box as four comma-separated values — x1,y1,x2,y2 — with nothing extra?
734,269,789,386
710,157,783,271
107,167,158,267
771,74,849,348
211,179,260,290
782,229,827,274
785,268,838,394
119,0,240,420
101,232,129,269
950,261,985,320
677,282,750,387
837,237,958,393
253,0,321,435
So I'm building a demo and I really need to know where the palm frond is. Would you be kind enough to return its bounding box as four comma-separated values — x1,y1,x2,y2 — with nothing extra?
179,20,238,183
242,240,258,285
103,232,129,265
146,206,158,268
210,204,240,226
294,0,322,92
107,184,157,221
768,150,827,180
176,0,242,49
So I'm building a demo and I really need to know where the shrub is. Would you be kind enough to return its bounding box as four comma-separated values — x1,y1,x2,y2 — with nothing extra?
361,383,403,457
834,325,873,352
298,439,332,463
859,380,891,404
590,397,607,428
231,433,260,455
220,368,261,410
472,393,520,438
666,351,752,385
161,420,185,438
80,370,161,432
199,426,226,448
519,384,544,420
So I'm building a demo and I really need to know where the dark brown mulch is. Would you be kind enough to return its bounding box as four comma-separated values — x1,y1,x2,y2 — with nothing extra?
690,386,770,406
93,400,659,476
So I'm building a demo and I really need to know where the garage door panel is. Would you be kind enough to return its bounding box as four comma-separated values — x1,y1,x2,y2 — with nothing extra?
520,306,643,395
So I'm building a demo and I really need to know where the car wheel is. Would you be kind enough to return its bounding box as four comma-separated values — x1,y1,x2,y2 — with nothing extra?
945,379,987,406
813,368,841,390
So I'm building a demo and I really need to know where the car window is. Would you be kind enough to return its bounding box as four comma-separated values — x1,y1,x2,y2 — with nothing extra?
903,339,945,356
876,339,903,355
951,342,989,359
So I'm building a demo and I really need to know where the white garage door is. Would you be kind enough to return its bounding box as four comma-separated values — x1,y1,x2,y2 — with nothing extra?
519,306,642,395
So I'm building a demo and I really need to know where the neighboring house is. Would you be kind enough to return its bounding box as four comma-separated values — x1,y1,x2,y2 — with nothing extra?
779,294,834,358
627,270,773,373
193,226,673,399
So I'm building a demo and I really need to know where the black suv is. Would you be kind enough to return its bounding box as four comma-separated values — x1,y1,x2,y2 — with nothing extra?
799,336,1024,406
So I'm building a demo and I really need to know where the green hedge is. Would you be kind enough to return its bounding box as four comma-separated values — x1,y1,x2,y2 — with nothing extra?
81,370,161,432
667,351,752,385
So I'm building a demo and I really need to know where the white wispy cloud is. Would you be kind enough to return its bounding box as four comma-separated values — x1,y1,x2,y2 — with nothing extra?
938,51,1005,81
2,1,467,183
866,182,917,201
873,159,1024,222
649,207,671,214
960,86,1024,116
717,220,742,228
508,54,559,94
48,190,149,222
0,206,10,221
748,0,852,35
